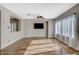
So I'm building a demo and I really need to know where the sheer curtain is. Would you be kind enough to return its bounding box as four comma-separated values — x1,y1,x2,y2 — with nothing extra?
55,15,75,39
55,21,61,36
55,21,58,35
71,15,75,38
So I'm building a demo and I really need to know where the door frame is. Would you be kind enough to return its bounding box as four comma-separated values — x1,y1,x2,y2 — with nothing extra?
46,21,48,38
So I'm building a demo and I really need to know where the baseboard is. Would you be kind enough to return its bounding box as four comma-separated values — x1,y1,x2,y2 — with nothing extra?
0,37,47,49
48,37,55,39
55,37,79,52
25,37,48,38
1,37,24,49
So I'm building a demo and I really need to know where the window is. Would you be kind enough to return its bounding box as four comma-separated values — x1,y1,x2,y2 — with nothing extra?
10,18,21,32
55,15,75,39
55,22,58,34
55,20,62,36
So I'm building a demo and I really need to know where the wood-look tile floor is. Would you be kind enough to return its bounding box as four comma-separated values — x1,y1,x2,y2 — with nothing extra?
0,38,77,55
0,38,32,55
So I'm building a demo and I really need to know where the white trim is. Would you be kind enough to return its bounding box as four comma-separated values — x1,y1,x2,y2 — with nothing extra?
0,37,23,49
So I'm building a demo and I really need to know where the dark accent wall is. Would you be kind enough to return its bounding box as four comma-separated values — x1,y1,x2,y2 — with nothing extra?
75,13,79,36
55,4,79,21
0,11,1,48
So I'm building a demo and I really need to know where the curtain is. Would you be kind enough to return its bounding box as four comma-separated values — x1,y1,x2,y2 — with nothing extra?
55,21,61,35
55,15,75,39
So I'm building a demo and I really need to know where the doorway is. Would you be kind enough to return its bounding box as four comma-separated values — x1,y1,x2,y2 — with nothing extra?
46,21,48,38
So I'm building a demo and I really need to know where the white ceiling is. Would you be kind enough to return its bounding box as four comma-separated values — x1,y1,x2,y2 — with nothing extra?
0,3,77,19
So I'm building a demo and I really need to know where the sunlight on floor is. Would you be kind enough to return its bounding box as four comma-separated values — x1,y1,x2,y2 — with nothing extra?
24,39,62,55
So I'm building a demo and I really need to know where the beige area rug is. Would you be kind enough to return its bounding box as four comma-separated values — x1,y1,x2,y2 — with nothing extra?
24,39,61,55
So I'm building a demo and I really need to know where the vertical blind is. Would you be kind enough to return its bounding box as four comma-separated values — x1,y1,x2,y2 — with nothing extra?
55,15,75,38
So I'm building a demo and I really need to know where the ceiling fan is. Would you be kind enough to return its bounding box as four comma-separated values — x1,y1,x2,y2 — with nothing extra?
27,13,45,19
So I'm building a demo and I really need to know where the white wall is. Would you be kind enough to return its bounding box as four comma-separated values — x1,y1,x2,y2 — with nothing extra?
0,5,24,49
48,20,55,38
24,19,55,38
24,20,47,37
23,21,30,37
